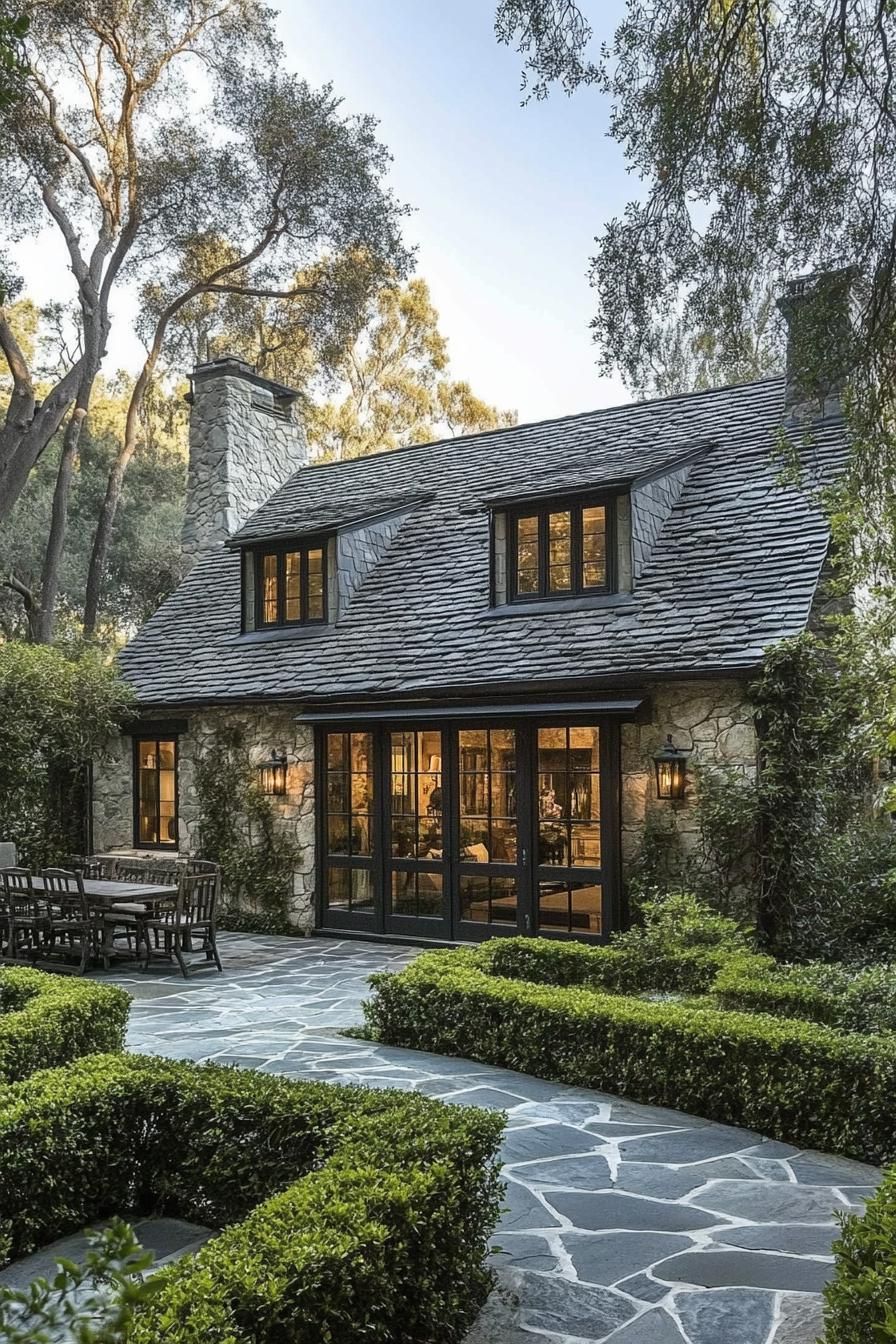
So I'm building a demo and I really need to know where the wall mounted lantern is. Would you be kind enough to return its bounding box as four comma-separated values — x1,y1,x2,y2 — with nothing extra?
652,735,690,800
258,749,288,797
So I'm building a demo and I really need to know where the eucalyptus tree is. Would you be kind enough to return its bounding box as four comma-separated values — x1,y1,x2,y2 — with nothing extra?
0,1,410,641
0,6,28,111
495,0,896,596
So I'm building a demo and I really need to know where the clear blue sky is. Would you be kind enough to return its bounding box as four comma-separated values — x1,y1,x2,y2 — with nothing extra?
15,1,635,425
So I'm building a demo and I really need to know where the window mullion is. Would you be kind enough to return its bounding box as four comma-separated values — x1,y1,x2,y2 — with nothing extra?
539,510,548,598
301,546,308,624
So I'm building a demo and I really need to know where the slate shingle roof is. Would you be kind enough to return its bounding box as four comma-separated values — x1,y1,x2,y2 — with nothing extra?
119,376,846,707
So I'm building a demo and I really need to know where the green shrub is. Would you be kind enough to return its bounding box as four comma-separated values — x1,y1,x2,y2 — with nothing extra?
478,898,752,997
0,968,129,1082
0,1053,504,1342
823,1163,896,1343
714,959,896,1034
366,947,896,1165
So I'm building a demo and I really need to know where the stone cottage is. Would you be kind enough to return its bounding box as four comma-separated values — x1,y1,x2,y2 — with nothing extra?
92,276,847,944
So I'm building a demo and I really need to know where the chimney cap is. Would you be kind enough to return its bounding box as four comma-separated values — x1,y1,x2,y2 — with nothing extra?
188,354,300,406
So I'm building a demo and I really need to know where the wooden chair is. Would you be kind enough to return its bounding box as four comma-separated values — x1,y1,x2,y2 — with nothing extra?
0,867,50,961
100,861,180,967
140,870,222,978
41,868,94,975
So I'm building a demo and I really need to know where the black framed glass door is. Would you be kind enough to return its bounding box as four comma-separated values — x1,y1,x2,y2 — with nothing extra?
317,718,619,941
386,728,450,937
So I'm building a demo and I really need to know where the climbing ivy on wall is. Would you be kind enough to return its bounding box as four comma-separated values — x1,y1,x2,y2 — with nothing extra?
193,726,302,934
630,623,896,963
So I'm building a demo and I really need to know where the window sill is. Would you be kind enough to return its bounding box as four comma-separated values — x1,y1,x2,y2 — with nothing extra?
486,592,636,618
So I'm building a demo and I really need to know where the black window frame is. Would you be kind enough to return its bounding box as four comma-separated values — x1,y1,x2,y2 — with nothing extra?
132,734,179,850
506,496,616,603
252,538,328,629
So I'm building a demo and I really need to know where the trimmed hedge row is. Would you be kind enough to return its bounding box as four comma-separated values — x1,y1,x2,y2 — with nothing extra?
0,967,130,1082
823,1164,896,1343
365,946,896,1165
715,958,896,1034
0,1053,504,1342
477,935,738,995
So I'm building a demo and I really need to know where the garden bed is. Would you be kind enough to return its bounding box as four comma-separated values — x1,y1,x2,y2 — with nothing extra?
0,967,130,1082
365,939,896,1166
0,1052,504,1342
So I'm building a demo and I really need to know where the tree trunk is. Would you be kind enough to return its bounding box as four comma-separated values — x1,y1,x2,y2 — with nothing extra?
83,359,155,636
34,396,90,644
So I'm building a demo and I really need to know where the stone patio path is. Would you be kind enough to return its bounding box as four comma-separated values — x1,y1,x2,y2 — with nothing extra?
99,933,881,1344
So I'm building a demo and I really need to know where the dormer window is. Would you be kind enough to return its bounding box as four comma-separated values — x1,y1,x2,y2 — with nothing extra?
507,499,614,603
249,541,327,628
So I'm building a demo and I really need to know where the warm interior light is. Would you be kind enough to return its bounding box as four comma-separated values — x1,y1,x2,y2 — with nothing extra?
652,735,689,801
259,750,288,797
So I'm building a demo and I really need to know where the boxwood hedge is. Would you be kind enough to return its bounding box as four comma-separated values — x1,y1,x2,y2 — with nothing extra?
0,967,130,1082
0,1052,504,1342
823,1163,896,1343
477,934,742,995
365,944,896,1165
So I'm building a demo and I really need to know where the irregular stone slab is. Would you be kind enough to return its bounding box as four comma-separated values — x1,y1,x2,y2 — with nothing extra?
604,1308,687,1342
586,1121,689,1138
511,1266,636,1338
614,1164,707,1200
563,1230,695,1286
620,1129,763,1164
499,1179,563,1232
655,1250,832,1292
789,1154,883,1187
440,1087,522,1110
489,1233,558,1273
608,1101,714,1129
739,1140,801,1160
772,1293,827,1343
674,1287,776,1344
546,1192,719,1233
714,1223,837,1257
691,1179,849,1224
501,1123,602,1164
738,1157,793,1182
509,1154,613,1190
463,1285,567,1344
615,1270,673,1304
515,1101,608,1126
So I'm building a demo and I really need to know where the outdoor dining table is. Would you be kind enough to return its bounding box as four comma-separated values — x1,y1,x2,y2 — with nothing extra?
28,876,179,909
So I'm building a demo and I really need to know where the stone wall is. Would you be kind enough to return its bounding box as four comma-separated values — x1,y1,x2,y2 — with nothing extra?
92,704,316,929
182,358,307,564
93,680,757,934
620,678,758,868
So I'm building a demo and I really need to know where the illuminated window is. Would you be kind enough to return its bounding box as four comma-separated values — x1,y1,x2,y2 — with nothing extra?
134,737,178,847
507,500,612,601
252,542,327,627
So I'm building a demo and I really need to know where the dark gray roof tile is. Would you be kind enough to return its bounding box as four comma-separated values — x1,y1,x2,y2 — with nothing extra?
119,377,845,705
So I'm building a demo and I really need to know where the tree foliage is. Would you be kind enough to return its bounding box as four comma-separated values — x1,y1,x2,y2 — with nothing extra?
0,6,27,112
305,279,517,460
496,1,896,599
0,0,410,639
0,642,133,864
636,280,784,398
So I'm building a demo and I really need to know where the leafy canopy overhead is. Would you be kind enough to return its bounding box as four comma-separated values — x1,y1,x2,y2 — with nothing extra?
495,1,896,590
0,0,411,522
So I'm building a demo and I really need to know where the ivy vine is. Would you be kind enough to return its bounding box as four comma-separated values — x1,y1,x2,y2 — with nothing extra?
193,725,303,935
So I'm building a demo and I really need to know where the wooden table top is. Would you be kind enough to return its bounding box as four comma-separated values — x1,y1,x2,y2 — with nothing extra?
29,876,178,905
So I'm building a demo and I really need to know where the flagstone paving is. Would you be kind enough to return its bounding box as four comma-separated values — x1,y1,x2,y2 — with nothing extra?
97,932,881,1344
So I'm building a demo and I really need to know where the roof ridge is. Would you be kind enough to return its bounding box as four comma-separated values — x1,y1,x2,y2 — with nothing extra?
289,374,785,476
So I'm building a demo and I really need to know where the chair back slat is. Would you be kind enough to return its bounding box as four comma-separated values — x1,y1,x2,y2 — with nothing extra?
41,868,89,921
0,866,33,894
178,871,218,925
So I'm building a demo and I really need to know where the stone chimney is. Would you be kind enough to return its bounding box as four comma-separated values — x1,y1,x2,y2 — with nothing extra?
182,356,307,565
776,267,858,419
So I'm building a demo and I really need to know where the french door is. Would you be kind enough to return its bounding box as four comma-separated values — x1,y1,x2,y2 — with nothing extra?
317,719,618,942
